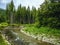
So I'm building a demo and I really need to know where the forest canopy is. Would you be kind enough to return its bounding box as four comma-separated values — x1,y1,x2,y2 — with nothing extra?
0,0,60,29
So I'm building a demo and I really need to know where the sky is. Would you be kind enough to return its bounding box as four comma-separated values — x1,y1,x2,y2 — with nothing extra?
0,0,44,9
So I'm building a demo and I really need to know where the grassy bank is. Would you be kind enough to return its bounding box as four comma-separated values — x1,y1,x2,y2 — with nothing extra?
0,34,9,45
24,25,60,38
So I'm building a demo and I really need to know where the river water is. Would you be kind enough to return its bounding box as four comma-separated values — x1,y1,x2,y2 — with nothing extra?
2,27,54,45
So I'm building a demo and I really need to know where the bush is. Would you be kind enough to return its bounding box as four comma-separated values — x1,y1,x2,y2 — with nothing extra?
0,22,8,27
0,22,8,30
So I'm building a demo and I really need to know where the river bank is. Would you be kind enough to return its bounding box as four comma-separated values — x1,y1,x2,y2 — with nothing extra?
0,33,10,45
20,26,60,45
1,25,60,45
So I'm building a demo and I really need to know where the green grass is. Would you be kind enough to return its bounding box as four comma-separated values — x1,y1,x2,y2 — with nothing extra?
0,34,8,45
0,22,9,45
24,25,60,38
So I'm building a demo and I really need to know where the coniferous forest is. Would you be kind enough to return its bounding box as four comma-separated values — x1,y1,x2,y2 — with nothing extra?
0,0,60,45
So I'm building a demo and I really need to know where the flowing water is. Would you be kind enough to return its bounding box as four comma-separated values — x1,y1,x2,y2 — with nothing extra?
2,26,54,45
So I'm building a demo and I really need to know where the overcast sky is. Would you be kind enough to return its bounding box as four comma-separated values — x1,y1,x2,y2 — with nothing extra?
0,0,44,9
